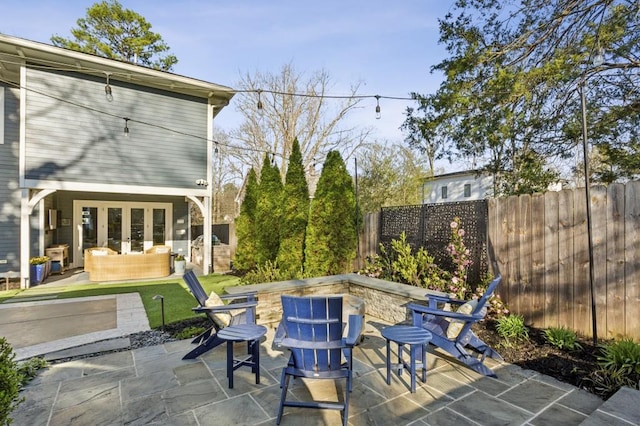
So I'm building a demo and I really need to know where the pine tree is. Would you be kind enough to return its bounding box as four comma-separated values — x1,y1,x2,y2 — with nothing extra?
234,168,258,271
277,139,309,275
254,154,283,265
304,151,359,276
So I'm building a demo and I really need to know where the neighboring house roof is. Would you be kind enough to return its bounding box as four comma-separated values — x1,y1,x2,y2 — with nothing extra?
424,169,486,181
0,33,235,114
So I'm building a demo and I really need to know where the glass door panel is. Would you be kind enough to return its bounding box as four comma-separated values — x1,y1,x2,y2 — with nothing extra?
153,208,166,245
81,207,98,254
130,208,145,252
107,207,123,253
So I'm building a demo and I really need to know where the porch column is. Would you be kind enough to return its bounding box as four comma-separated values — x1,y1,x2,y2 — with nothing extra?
20,188,30,289
203,196,212,275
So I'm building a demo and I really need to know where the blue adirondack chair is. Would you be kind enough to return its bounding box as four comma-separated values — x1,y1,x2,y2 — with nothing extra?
274,295,363,426
407,275,503,377
182,270,258,360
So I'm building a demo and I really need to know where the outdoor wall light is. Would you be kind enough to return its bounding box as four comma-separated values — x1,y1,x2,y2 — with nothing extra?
195,179,208,186
152,294,165,329
104,72,113,102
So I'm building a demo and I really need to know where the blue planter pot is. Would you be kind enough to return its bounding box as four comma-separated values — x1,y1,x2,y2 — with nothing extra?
30,263,46,285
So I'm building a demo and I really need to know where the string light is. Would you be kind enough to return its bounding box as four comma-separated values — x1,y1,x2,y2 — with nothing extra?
104,72,113,102
257,89,263,111
214,141,219,154
0,71,423,160
375,95,381,119
123,117,129,136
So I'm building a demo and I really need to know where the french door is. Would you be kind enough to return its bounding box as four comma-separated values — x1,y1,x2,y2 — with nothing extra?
73,201,172,266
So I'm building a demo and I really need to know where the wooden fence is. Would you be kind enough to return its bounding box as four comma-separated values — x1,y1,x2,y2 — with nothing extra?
488,182,640,340
359,181,640,340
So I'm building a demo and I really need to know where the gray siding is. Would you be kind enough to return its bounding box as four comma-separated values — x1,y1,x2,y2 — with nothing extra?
24,68,209,188
0,85,21,272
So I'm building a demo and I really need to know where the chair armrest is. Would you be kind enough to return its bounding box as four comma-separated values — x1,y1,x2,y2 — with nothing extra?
273,322,286,348
193,300,258,313
426,294,466,309
344,314,363,347
220,291,258,301
407,302,484,322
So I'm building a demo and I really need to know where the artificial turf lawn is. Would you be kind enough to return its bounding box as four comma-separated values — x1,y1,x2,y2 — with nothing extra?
0,274,240,329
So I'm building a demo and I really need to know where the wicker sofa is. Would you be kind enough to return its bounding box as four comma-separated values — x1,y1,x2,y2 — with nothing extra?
84,246,171,282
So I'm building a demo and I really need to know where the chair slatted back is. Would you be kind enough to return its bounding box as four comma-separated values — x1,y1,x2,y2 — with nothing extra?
184,271,208,307
471,275,502,316
281,295,344,372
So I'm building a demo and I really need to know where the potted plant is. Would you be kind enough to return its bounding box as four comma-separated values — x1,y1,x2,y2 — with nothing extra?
174,254,186,275
29,256,51,285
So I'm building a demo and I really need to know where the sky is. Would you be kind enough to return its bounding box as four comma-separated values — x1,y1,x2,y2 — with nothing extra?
1,0,455,155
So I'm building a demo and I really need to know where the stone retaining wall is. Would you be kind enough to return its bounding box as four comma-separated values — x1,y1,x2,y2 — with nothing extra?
225,273,441,326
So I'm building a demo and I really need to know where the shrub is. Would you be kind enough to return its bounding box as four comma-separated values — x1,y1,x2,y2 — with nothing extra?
277,139,310,275
234,168,259,271
304,151,358,276
496,314,529,345
587,338,640,398
0,338,25,424
544,327,582,351
598,338,640,376
240,260,298,285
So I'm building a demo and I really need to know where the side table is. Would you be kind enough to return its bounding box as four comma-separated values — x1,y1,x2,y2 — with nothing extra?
217,324,267,389
381,325,432,393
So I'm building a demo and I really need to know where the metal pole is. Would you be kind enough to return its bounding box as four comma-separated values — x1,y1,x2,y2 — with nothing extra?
580,81,598,345
354,157,361,271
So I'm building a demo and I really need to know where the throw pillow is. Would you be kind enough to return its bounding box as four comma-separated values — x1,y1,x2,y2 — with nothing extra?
204,292,232,328
446,299,478,339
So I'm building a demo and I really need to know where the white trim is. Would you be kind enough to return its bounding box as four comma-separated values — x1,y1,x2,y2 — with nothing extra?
24,179,209,197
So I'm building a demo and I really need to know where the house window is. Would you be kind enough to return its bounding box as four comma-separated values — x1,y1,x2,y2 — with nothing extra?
441,186,448,199
464,184,471,197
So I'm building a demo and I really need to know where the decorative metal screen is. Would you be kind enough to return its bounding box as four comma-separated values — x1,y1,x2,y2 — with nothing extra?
380,200,488,286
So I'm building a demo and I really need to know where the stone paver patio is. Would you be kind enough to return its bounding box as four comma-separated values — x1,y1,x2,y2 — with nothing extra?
12,320,607,426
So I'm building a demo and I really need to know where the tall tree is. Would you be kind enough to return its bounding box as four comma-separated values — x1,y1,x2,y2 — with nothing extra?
277,139,310,275
304,151,359,276
228,63,372,180
51,0,177,71
254,154,283,265
357,142,432,213
234,168,259,271
406,0,640,190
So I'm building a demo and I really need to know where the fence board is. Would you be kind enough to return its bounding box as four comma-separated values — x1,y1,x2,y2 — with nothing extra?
558,189,574,329
573,187,590,336
506,196,519,309
530,193,545,328
543,191,559,328
605,184,624,338
589,186,607,339
518,194,533,324
625,181,640,339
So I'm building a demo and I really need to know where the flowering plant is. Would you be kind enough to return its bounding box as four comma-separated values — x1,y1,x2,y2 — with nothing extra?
29,256,50,265
446,217,472,299
175,254,185,261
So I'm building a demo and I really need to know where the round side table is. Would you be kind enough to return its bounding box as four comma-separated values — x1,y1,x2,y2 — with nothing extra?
217,323,267,389
381,325,432,393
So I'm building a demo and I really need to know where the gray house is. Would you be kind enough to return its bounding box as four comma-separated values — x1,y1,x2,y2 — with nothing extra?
0,34,234,287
